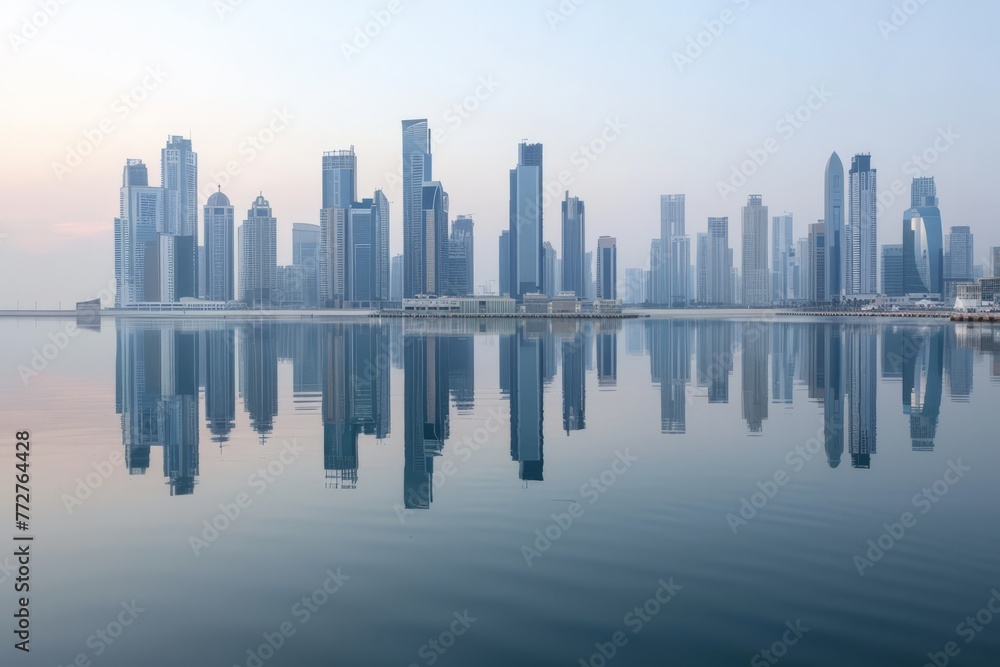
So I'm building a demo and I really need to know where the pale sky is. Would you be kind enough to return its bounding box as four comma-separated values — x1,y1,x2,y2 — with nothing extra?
0,0,997,307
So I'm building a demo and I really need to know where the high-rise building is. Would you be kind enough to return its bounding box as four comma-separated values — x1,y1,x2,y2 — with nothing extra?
238,194,277,308
402,120,433,299
161,135,198,299
707,218,732,305
596,237,617,300
824,153,845,302
992,247,1000,278
797,237,811,301
624,268,647,305
903,177,944,297
449,215,475,297
322,148,357,210
115,159,165,307
808,222,827,303
390,254,404,302
944,226,974,302
320,206,347,307
561,192,586,298
347,199,376,303
319,148,357,308
911,177,937,208
421,181,449,296
584,251,594,301
741,195,769,307
203,188,235,303
696,233,709,304
772,214,794,302
499,231,511,297
292,223,321,308
661,195,690,307
881,245,905,297
847,154,878,296
543,242,558,298
343,193,391,305
509,142,544,298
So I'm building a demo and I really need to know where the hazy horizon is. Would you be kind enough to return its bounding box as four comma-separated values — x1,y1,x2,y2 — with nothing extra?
1,0,997,308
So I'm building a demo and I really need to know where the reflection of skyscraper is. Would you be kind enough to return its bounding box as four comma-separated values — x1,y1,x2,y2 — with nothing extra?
823,326,845,468
847,325,877,469
449,336,476,413
204,327,236,446
597,332,618,387
903,327,944,451
507,326,545,481
771,324,796,404
323,323,392,489
651,320,691,434
116,321,200,495
562,331,586,433
404,336,449,508
240,322,278,438
945,327,973,402
697,320,733,405
741,323,769,433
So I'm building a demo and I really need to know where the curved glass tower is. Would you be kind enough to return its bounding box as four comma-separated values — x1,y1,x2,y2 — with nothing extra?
902,178,943,296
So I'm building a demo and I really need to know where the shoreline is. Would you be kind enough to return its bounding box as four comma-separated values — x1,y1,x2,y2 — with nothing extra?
0,308,992,322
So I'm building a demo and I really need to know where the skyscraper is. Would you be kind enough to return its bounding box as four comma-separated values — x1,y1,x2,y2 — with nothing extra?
771,214,794,302
741,195,769,307
499,231,511,297
543,242,558,298
824,152,844,302
847,154,878,296
390,254,404,302
707,217,732,305
443,215,475,297
903,177,944,297
808,222,827,303
203,188,235,303
238,194,277,308
402,120,432,299
992,247,1000,278
421,181,449,296
292,223,321,308
944,226,974,302
115,159,165,307
881,244,904,297
662,195,690,307
161,135,198,299
696,233,709,304
322,148,357,210
561,192,586,298
320,148,358,308
510,142,544,298
625,268,647,305
596,236,617,300
320,207,347,307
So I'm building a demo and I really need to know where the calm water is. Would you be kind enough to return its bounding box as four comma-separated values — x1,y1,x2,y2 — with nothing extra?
2,316,999,666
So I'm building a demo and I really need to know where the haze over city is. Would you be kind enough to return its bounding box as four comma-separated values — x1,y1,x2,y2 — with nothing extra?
1,0,997,308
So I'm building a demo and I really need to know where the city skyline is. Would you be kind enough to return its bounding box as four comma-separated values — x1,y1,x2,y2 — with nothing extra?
2,1,997,308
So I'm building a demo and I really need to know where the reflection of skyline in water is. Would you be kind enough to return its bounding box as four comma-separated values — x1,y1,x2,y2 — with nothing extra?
115,319,1000,500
